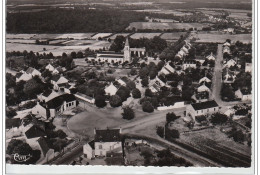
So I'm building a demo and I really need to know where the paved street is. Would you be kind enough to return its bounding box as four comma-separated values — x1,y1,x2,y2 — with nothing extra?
211,44,223,105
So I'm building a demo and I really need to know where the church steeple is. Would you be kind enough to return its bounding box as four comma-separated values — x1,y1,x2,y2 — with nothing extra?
125,37,130,47
124,37,130,62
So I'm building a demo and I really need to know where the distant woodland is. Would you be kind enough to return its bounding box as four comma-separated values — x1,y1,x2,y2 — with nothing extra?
6,9,146,33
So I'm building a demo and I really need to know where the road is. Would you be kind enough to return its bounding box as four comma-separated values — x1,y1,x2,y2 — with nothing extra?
211,44,223,105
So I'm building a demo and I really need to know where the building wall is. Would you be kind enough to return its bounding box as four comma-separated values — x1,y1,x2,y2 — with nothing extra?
242,94,252,101
83,144,94,159
64,100,77,111
186,105,219,120
157,102,185,111
183,64,196,70
94,142,122,157
32,103,48,119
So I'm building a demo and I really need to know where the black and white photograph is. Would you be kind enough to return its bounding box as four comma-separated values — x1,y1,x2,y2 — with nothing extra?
3,0,255,173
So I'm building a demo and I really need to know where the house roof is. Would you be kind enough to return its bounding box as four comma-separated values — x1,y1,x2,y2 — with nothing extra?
37,137,50,156
16,72,23,78
88,140,95,149
42,89,53,97
99,55,124,58
6,118,21,129
191,100,219,111
95,129,121,142
47,94,76,109
26,67,36,74
51,75,60,82
75,92,94,101
25,125,46,139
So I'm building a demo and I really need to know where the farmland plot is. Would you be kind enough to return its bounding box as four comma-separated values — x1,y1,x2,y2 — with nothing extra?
160,32,187,41
6,34,36,39
195,33,252,43
130,33,162,39
6,39,36,44
91,33,113,39
127,22,211,30
108,33,130,40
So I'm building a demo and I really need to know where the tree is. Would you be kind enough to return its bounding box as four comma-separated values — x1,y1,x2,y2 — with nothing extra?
23,77,44,99
210,113,228,125
145,88,153,97
71,51,77,58
95,95,106,108
116,86,130,102
166,112,179,124
142,101,154,113
130,68,137,76
139,67,149,79
6,108,17,118
109,95,122,107
122,106,135,120
7,139,24,155
132,88,141,99
141,76,149,87
56,130,67,139
109,35,126,52
76,51,84,58
156,126,164,138
221,84,235,101
126,81,136,90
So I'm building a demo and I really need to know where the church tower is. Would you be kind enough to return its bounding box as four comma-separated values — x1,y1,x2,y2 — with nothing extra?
124,38,131,62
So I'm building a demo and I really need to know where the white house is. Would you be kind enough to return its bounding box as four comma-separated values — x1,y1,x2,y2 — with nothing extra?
197,84,210,93
83,128,123,159
224,59,236,68
206,53,216,61
16,67,41,82
223,46,231,54
245,63,252,73
182,60,196,70
51,76,69,90
32,94,77,119
45,64,55,72
160,62,175,75
235,89,252,101
186,100,220,120
37,90,60,102
223,42,231,47
116,78,127,86
199,77,211,84
75,92,95,104
105,83,118,96
223,70,236,83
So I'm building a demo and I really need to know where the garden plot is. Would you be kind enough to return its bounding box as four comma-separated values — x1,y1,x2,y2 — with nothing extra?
127,22,211,30
6,34,36,39
31,34,62,40
160,32,187,41
6,43,59,52
91,33,113,39
56,33,95,39
195,33,252,43
109,33,130,40
6,39,36,44
130,33,162,39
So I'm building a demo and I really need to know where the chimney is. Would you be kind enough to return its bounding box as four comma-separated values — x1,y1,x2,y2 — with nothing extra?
94,128,96,135
119,127,122,134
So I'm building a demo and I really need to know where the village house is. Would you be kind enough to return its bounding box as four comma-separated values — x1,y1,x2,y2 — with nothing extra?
182,60,196,70
75,92,95,104
223,69,236,84
206,53,216,61
235,89,252,101
224,59,237,68
223,41,231,47
245,63,252,73
32,94,77,120
45,64,55,72
159,62,175,75
83,128,123,159
186,100,220,120
199,77,211,84
223,46,231,54
105,83,118,96
16,67,42,82
51,75,69,91
197,84,211,93
37,89,60,102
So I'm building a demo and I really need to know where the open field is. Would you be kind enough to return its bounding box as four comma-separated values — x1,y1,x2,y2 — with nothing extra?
108,33,131,40
160,32,187,41
6,39,36,44
195,33,252,43
91,33,113,39
133,9,192,16
127,22,211,30
130,33,162,39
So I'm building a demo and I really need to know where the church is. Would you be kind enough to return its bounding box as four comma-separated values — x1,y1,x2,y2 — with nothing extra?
96,38,146,63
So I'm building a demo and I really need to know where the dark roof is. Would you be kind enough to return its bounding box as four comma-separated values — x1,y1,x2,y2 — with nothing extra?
57,83,69,87
37,137,50,156
25,125,46,139
184,60,196,64
26,67,35,74
99,55,124,58
240,89,251,95
88,140,95,149
6,118,21,129
98,51,123,55
95,129,121,142
16,72,23,78
51,75,60,82
42,89,53,97
191,100,219,111
47,94,76,109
